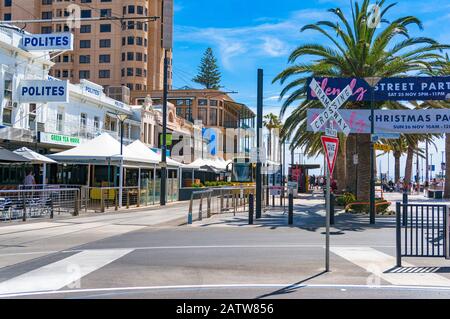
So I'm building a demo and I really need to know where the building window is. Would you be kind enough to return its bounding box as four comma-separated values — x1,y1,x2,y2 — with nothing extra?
2,108,12,126
210,100,218,107
100,9,111,17
127,52,134,61
176,100,184,106
41,26,52,33
79,70,90,79
3,13,11,21
28,104,36,130
126,68,133,76
135,68,142,77
99,70,110,78
79,40,91,48
79,55,90,63
99,54,110,63
56,111,64,132
198,108,207,125
80,113,87,128
80,25,91,33
5,0,11,7
136,52,143,61
62,70,69,78
198,99,208,106
94,116,100,130
136,37,143,46
209,108,217,126
81,10,91,18
99,39,111,48
128,5,135,14
127,36,134,45
42,11,52,19
100,24,111,32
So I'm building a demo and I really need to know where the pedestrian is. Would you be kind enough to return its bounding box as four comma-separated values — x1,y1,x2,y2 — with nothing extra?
23,171,36,187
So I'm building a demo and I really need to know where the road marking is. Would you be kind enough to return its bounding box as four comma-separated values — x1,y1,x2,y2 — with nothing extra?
331,246,450,287
0,249,132,295
2,283,450,298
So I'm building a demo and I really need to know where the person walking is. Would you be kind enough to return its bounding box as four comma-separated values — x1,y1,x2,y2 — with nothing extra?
23,171,36,187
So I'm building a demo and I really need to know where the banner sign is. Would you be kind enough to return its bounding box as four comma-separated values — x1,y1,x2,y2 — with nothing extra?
307,77,450,101
18,80,69,103
39,132,84,147
307,108,450,134
20,32,74,51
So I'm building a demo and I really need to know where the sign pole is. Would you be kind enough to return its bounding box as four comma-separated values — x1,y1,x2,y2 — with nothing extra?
325,152,331,272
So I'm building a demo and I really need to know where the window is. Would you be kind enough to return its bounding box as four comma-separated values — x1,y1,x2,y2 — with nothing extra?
136,68,142,77
176,100,184,106
198,109,207,125
5,0,11,7
136,37,143,46
126,68,133,76
100,24,111,32
127,36,134,45
94,116,100,130
198,99,208,106
41,26,52,34
56,111,64,132
100,9,111,17
62,55,70,63
28,104,36,130
127,21,134,30
122,37,126,46
128,5,135,14
79,55,90,63
137,6,143,14
99,39,111,48
81,10,91,18
126,83,133,90
2,108,11,126
62,70,69,78
80,113,87,128
42,11,52,19
80,25,91,33
210,100,218,107
79,70,90,79
79,40,91,48
99,70,110,78
186,99,192,106
209,108,217,126
41,0,51,4
99,54,110,63
127,52,134,61
136,52,143,61
121,53,125,61
4,13,11,21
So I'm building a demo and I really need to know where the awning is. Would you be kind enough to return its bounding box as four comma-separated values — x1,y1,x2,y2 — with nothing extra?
126,140,183,167
0,147,30,163
14,147,56,164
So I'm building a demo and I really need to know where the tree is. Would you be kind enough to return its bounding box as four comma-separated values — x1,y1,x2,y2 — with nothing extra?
264,113,282,160
192,48,221,89
273,0,449,200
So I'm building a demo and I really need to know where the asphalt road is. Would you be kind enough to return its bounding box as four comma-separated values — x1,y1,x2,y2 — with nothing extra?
0,192,450,299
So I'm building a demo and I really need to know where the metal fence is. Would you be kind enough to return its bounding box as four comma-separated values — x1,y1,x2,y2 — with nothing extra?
0,188,80,221
187,186,266,224
396,202,448,266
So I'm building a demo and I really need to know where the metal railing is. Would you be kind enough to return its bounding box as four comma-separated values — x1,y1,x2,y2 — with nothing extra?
396,202,448,266
0,188,80,222
187,186,262,224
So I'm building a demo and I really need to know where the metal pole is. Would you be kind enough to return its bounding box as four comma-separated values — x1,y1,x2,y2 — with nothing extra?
325,162,330,272
369,87,376,224
256,69,263,219
396,202,402,267
160,49,168,206
425,140,429,182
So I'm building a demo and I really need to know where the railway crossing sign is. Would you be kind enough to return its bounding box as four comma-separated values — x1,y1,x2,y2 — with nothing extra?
321,136,339,177
309,78,353,136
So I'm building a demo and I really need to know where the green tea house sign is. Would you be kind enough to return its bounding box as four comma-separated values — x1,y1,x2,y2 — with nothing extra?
39,132,84,147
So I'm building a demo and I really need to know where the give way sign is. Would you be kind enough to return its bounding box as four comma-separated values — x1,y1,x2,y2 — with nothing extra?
321,136,339,177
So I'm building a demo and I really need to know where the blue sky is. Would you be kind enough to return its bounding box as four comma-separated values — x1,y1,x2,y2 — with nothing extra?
172,0,450,177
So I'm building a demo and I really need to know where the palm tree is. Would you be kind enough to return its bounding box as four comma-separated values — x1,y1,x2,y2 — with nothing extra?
263,113,282,161
273,0,448,201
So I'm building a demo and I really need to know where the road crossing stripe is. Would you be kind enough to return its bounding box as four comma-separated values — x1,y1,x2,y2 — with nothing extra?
0,249,133,294
331,246,450,287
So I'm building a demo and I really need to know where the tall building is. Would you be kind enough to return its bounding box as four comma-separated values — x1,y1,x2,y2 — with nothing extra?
0,0,173,103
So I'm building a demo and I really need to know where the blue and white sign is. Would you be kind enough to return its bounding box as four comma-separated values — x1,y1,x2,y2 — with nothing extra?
307,109,450,134
18,80,69,103
20,33,74,51
371,133,401,142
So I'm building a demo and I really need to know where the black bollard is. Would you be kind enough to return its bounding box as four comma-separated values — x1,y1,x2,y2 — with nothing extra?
249,194,254,225
330,193,335,225
288,193,293,225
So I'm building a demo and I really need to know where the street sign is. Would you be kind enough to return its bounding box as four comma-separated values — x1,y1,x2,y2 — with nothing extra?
353,154,359,165
269,186,282,196
321,136,339,177
374,144,392,152
309,78,352,136
371,133,401,143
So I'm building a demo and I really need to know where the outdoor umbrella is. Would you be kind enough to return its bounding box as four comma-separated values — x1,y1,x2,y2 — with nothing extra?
0,147,30,163
13,147,56,164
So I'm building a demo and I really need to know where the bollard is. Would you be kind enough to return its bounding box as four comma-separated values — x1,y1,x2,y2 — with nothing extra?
396,202,402,267
188,193,194,224
272,195,275,207
288,193,293,225
249,193,254,225
402,191,408,226
74,190,79,216
330,193,335,225
199,193,204,221
22,194,26,222
100,189,105,213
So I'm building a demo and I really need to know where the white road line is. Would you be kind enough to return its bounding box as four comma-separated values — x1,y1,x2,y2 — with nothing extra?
3,283,450,298
331,246,450,287
0,249,133,295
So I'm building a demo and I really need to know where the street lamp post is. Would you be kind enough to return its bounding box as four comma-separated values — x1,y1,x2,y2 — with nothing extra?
115,113,128,208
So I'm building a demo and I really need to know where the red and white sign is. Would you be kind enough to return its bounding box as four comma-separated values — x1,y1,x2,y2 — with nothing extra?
321,136,339,177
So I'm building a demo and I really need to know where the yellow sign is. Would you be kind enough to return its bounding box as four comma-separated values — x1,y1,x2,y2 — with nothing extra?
374,144,392,152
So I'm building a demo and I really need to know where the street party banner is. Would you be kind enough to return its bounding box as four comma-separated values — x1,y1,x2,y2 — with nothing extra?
306,77,450,101
307,108,450,134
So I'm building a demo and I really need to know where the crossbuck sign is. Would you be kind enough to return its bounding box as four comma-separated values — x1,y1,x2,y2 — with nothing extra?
309,78,352,136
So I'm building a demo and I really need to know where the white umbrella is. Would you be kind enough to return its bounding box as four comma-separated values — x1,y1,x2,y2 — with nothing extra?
13,147,56,164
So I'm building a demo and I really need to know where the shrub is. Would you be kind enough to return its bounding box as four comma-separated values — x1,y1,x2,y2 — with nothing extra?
335,192,356,207
345,200,391,214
